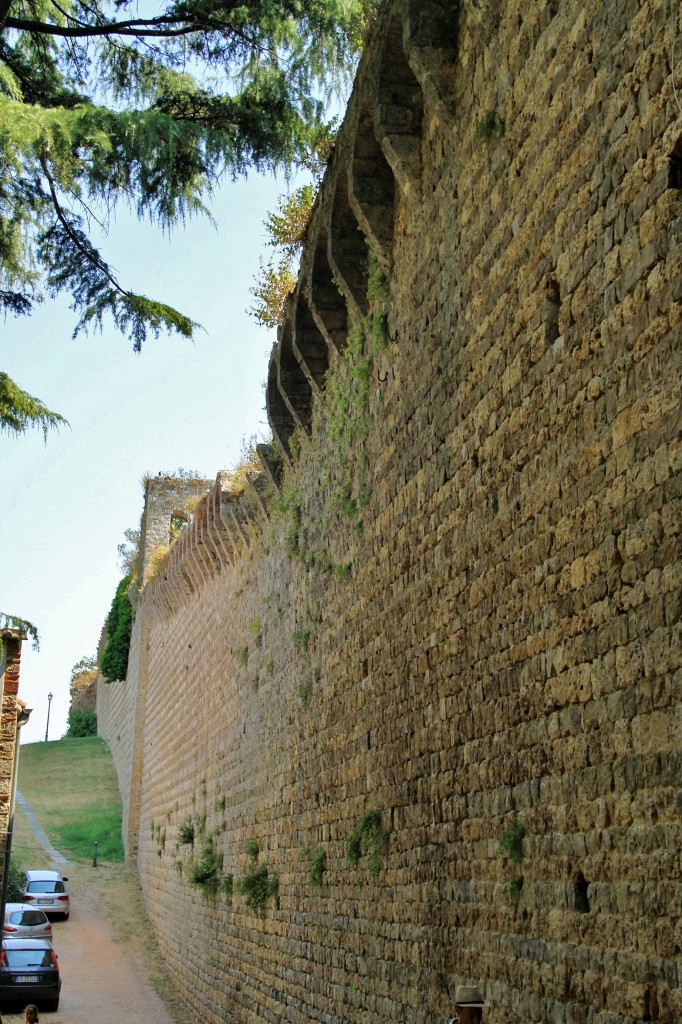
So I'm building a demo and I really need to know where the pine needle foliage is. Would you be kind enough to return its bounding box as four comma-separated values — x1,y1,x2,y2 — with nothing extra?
0,371,67,440
0,0,372,342
0,0,379,424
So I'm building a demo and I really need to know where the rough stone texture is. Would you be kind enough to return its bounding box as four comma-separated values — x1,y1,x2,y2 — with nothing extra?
0,630,26,891
70,668,97,714
98,1,682,1022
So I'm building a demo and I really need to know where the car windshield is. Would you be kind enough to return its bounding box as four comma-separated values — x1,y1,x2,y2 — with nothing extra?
26,881,64,894
8,911,47,926
4,949,52,968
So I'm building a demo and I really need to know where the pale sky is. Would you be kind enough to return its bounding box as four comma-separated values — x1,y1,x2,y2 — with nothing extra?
2,171,290,744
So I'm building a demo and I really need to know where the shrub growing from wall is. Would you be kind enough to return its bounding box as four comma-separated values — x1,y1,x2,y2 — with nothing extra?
101,575,133,682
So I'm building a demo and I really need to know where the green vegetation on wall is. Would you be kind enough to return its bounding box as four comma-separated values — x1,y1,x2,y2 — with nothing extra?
301,845,326,886
497,818,525,901
347,808,388,876
7,859,24,902
188,838,224,899
100,575,133,682
238,841,279,916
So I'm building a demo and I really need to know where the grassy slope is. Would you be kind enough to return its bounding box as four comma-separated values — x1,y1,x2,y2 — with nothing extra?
13,736,124,866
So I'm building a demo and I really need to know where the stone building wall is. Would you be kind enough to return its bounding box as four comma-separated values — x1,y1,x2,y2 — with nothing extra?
99,1,682,1022
0,630,27,898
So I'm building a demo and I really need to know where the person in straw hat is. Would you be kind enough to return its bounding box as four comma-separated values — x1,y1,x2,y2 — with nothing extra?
448,983,489,1024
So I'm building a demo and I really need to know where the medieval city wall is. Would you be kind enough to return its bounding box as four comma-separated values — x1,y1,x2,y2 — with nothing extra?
98,1,682,1022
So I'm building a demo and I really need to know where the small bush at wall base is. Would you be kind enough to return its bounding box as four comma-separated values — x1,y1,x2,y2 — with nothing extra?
347,808,388,876
66,708,97,737
7,859,24,902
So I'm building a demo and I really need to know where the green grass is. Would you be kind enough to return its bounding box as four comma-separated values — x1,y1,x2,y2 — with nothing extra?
14,736,124,864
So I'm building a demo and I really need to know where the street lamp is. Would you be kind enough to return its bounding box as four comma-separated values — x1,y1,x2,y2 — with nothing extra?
44,692,53,742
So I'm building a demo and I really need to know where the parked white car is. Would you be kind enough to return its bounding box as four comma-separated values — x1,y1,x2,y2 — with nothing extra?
2,904,53,943
21,871,70,920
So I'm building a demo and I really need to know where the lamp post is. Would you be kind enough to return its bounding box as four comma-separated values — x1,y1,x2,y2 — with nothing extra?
45,692,53,742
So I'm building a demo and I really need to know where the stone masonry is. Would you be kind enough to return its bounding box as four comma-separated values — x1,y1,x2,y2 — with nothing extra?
0,630,27,904
97,1,682,1022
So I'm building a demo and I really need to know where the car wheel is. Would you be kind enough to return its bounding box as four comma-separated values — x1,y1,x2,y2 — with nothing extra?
45,998,59,1011
62,912,69,921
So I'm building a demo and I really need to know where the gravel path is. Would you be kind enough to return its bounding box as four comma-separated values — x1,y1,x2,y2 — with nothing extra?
5,799,186,1024
15,791,68,867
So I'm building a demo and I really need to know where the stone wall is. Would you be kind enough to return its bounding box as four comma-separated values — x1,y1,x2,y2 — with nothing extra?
98,1,682,1022
0,630,28,899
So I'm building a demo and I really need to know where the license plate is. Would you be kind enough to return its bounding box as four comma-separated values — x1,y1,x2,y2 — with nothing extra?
37,899,52,905
16,975,40,983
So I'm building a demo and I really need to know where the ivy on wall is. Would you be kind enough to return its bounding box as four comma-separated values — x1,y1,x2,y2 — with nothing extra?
100,575,133,682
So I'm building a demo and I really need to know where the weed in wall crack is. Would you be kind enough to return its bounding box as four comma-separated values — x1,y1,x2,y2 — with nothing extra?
298,678,313,708
178,820,195,846
293,629,310,652
238,841,279,917
498,819,525,866
188,838,224,900
498,818,525,902
503,876,523,901
300,845,326,886
222,873,234,905
347,807,388,877
475,109,505,145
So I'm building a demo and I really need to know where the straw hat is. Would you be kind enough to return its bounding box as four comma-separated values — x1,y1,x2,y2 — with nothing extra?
454,985,489,1007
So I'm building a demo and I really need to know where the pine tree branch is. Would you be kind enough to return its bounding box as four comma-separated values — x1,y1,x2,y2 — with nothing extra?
5,12,239,40
0,0,12,35
40,156,129,300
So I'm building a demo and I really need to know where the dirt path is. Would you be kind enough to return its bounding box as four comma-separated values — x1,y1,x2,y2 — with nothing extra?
3,859,188,1023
